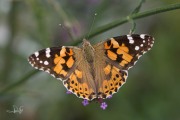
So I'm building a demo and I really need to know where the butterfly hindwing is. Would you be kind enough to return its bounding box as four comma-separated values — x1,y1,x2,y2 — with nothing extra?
97,63,128,99
63,68,96,100
28,46,77,80
62,50,97,100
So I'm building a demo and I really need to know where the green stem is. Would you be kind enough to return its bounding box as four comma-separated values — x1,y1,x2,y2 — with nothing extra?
90,3,180,38
71,3,180,45
0,70,38,96
0,3,180,95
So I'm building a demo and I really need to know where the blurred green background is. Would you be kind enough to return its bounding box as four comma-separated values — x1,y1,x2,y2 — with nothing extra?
0,0,180,120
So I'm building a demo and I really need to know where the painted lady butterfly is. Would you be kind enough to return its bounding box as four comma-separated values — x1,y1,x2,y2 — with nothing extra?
28,34,154,101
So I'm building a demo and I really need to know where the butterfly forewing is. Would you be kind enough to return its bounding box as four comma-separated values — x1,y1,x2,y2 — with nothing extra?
28,46,77,80
104,34,154,70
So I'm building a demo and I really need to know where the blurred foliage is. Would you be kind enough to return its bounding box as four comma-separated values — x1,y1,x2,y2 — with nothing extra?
0,0,180,120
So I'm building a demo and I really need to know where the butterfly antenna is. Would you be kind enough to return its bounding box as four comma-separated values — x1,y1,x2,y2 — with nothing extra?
59,23,74,41
87,13,97,39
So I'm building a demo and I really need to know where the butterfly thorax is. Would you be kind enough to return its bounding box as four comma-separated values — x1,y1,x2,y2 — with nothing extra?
82,39,95,63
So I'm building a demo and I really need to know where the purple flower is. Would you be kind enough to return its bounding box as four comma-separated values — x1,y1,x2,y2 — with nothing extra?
82,99,89,106
66,91,72,94
107,95,112,99
100,102,108,110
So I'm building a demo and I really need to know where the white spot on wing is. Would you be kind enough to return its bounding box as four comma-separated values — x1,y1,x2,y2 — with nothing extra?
45,70,50,73
35,52,39,57
135,46,139,50
57,77,62,81
137,55,142,59
140,44,143,47
140,34,146,39
39,68,44,71
150,44,153,47
127,35,133,40
46,53,50,58
51,74,55,78
129,39,134,44
127,35,134,44
46,48,51,58
134,61,137,65
40,60,43,63
127,35,132,39
44,61,49,65
143,40,145,43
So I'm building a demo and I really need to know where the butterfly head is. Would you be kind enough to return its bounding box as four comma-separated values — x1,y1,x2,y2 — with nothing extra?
82,39,91,47
82,39,94,49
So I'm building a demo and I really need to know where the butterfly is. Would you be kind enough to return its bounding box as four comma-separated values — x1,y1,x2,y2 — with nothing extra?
28,34,154,101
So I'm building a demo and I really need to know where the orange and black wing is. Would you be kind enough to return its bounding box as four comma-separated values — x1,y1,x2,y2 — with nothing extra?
97,34,154,99
28,46,96,100
104,34,154,70
28,46,77,81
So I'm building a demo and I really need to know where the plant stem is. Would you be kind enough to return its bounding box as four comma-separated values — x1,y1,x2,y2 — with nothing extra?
71,3,180,45
0,70,38,96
